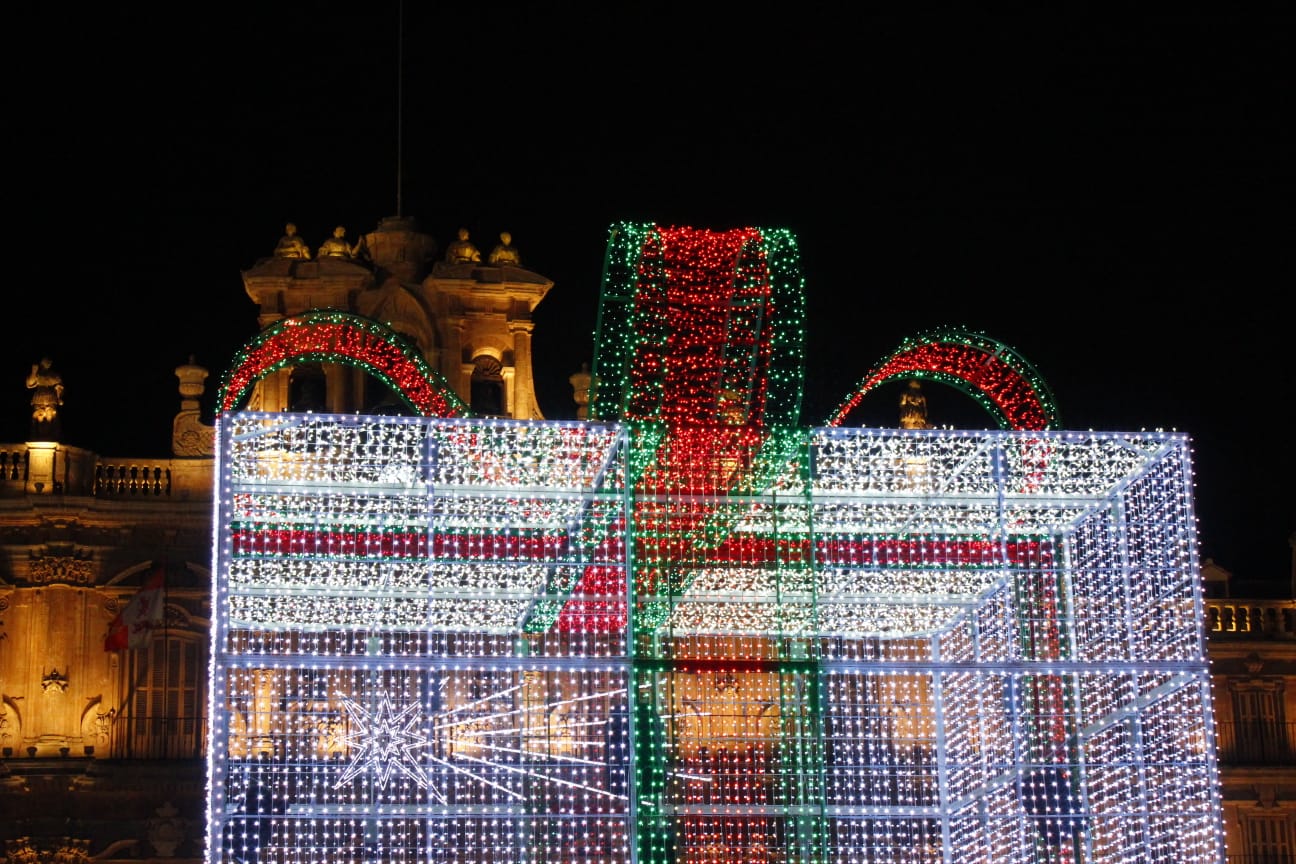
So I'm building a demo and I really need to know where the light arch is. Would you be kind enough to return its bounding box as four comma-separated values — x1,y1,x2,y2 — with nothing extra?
217,310,469,418
824,327,1061,431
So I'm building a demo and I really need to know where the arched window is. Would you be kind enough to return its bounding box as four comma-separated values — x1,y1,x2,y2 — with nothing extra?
289,364,327,412
470,355,505,417
364,373,413,415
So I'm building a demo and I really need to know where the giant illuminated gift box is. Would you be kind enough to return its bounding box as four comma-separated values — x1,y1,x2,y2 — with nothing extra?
206,223,1223,863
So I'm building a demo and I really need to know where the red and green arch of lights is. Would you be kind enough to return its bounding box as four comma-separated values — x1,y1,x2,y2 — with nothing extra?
216,310,468,418
824,327,1061,430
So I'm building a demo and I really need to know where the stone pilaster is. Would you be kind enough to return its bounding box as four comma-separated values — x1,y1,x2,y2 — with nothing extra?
508,321,539,419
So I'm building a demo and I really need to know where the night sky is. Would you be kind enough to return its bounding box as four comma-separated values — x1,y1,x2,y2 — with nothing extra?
6,9,1291,590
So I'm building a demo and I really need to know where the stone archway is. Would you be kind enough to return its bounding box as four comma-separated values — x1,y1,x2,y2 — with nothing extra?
470,355,506,417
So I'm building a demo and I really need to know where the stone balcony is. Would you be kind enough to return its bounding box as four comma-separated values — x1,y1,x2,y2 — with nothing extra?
1205,598,1296,640
0,443,213,501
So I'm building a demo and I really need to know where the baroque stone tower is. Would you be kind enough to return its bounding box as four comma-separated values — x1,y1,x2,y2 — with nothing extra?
242,216,552,419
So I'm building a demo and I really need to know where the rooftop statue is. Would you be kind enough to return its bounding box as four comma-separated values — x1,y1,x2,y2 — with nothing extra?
487,231,521,266
444,227,482,264
274,222,312,259
317,225,361,260
26,356,64,439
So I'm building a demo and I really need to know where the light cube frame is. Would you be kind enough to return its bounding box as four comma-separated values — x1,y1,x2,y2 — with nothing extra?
206,414,1224,864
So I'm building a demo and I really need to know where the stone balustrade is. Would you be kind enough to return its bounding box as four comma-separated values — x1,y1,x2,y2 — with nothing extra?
0,443,212,501
1205,598,1296,640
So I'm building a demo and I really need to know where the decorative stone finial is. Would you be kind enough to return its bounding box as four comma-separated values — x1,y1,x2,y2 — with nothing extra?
899,379,931,429
173,357,215,457
569,362,592,420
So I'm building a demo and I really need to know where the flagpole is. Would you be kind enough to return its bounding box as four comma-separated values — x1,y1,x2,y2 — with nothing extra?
162,561,170,758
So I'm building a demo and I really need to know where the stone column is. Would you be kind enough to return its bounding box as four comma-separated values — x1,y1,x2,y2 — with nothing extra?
508,321,538,420
443,320,468,406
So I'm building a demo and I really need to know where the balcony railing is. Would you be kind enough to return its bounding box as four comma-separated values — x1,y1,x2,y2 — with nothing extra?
0,442,212,500
95,461,172,496
1206,600,1296,640
112,711,208,760
1216,721,1296,765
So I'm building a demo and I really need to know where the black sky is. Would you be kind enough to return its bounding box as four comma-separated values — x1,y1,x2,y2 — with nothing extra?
6,9,1292,589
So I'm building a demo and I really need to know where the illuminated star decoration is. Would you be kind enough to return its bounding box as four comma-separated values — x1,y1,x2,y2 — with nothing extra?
332,681,630,806
335,692,431,790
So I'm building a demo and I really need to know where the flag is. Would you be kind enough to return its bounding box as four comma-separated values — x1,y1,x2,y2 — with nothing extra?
104,566,166,651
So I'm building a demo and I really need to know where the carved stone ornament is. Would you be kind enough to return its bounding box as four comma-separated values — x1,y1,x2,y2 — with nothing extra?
147,800,189,858
1256,783,1278,808
3,838,39,864
28,556,95,585
92,707,116,743
42,668,69,694
4,837,91,864
49,839,91,864
48,838,91,864
172,413,216,457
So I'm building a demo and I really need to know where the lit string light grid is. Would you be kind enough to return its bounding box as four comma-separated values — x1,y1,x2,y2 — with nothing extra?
207,414,1223,864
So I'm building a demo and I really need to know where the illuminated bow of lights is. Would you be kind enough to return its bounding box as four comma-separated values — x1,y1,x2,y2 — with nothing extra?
216,309,469,417
824,326,1062,430
547,223,806,632
206,224,1225,864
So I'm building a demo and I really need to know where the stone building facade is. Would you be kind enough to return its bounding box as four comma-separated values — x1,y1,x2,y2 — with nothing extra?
1203,554,1296,862
0,215,556,863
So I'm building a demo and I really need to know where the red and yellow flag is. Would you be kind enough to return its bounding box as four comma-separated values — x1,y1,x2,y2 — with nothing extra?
103,566,165,651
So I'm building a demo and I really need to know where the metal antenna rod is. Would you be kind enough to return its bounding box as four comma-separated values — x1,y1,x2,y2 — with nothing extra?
395,0,404,218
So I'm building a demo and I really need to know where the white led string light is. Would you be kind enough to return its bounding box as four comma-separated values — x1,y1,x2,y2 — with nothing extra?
207,414,1224,863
